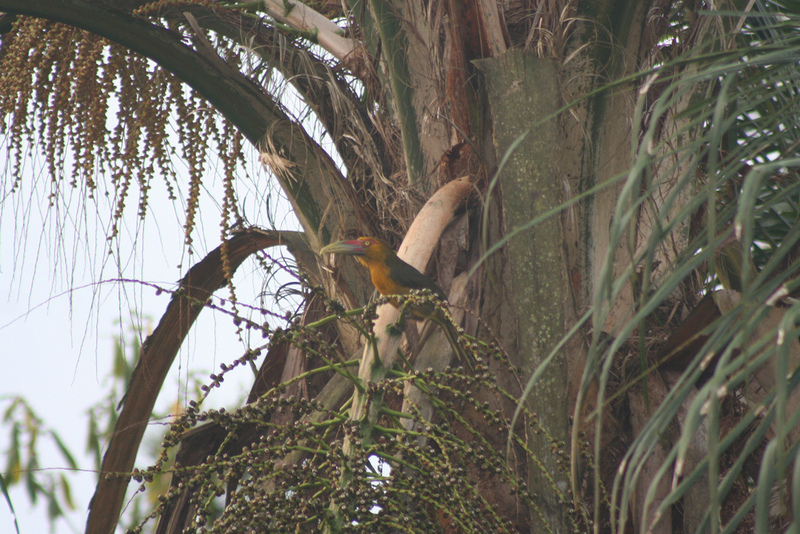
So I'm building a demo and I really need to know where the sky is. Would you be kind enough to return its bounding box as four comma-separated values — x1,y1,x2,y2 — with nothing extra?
0,137,302,533
0,33,338,531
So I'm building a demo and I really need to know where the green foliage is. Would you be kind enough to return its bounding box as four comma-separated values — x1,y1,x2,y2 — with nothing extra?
573,6,800,532
0,471,20,534
0,318,195,531
0,396,77,525
123,304,582,533
0,320,148,530
7,0,800,532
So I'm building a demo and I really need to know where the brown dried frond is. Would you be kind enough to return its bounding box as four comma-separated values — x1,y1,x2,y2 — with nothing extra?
303,0,346,20
641,1,721,67
258,119,297,184
504,0,578,55
258,27,397,232
133,0,216,17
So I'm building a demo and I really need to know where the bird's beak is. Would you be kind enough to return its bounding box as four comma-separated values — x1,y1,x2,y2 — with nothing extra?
320,239,365,256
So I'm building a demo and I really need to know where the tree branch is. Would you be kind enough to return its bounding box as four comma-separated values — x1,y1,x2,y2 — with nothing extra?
86,228,300,534
256,0,357,61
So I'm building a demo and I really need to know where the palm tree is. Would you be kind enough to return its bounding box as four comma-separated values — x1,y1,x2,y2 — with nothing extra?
1,0,800,532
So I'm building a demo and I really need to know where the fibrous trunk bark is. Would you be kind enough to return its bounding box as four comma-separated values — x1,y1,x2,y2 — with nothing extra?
477,50,569,532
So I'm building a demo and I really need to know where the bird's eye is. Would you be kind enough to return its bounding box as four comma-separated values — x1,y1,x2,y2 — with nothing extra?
363,240,371,246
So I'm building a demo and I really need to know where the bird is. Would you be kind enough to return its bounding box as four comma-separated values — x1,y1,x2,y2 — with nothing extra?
320,236,472,368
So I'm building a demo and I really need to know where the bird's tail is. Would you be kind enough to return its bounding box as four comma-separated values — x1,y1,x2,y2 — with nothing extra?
434,313,476,371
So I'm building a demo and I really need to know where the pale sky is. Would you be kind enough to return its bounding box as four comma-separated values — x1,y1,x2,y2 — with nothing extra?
0,138,302,532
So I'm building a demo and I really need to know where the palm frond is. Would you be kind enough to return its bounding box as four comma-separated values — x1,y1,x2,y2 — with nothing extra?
578,5,800,531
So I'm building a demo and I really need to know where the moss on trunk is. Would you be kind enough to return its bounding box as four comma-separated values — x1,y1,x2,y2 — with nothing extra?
477,51,569,532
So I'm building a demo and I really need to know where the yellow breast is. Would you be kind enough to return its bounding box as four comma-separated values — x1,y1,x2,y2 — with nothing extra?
358,257,408,296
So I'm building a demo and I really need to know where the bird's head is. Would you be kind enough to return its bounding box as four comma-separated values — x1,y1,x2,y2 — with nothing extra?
320,237,394,266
